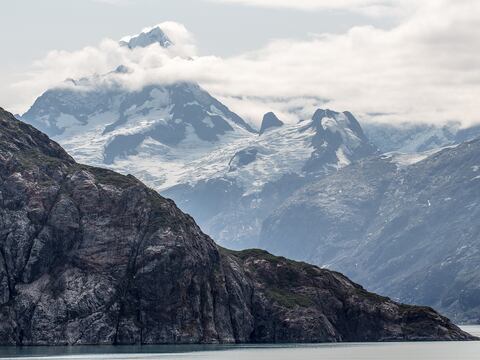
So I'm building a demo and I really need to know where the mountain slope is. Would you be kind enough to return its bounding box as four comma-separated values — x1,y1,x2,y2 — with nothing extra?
21,24,256,191
22,79,255,188
165,109,378,249
259,139,480,323
22,78,378,249
0,107,474,344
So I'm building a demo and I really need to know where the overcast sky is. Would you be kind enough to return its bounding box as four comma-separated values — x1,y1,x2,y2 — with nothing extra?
1,0,479,127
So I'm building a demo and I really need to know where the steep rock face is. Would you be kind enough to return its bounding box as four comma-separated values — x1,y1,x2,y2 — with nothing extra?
0,107,473,344
260,140,480,323
227,249,471,342
259,112,283,135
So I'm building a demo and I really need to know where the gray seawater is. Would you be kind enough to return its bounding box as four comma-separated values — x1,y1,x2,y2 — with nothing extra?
0,326,479,360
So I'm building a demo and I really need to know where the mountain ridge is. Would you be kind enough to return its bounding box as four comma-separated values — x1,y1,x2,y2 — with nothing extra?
0,106,475,344
18,55,480,325
120,26,173,49
259,136,480,323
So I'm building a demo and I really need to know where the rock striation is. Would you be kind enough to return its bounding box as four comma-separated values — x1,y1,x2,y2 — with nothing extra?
0,107,474,345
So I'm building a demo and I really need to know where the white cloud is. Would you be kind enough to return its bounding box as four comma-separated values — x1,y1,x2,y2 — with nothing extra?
12,1,480,127
209,0,415,16
12,21,198,109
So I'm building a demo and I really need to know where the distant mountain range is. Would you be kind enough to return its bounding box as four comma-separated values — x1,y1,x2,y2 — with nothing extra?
164,108,377,249
23,80,254,183
260,139,480,323
4,107,474,344
19,24,480,325
364,121,480,153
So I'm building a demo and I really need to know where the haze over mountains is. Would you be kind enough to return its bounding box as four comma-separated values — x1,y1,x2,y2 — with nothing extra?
19,24,480,325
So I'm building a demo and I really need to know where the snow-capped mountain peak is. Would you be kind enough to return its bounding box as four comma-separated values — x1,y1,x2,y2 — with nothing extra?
160,108,379,249
161,109,376,195
303,109,377,172
120,26,173,49
21,74,258,189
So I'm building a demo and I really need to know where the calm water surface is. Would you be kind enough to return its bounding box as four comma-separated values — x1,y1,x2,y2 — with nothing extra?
0,326,478,360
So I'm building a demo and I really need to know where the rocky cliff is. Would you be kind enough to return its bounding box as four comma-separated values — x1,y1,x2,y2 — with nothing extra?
0,108,474,344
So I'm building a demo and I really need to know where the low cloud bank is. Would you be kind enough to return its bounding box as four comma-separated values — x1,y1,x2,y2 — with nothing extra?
13,1,480,127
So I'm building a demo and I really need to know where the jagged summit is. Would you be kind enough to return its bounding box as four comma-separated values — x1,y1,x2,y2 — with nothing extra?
259,112,283,134
120,26,173,49
311,109,368,140
303,108,378,172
